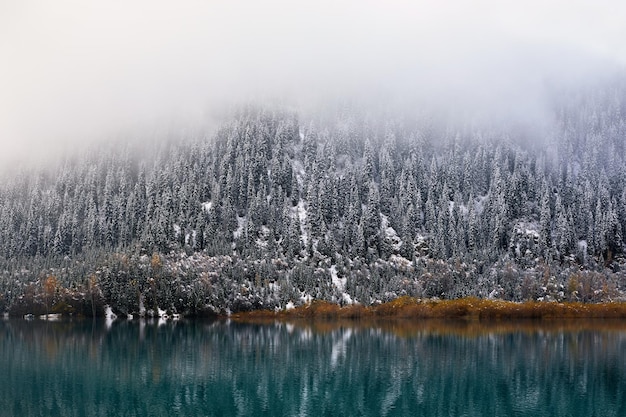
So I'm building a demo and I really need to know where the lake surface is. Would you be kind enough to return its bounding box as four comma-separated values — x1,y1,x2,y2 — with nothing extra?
1,317,625,416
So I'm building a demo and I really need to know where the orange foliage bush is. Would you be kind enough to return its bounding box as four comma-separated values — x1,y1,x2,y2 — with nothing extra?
233,297,626,321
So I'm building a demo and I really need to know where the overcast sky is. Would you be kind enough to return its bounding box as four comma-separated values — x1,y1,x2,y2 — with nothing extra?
1,0,626,165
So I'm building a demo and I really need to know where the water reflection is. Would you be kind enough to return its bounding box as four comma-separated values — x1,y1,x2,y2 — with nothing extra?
0,318,625,416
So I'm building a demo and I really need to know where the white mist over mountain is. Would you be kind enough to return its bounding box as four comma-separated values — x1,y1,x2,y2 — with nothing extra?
1,0,625,166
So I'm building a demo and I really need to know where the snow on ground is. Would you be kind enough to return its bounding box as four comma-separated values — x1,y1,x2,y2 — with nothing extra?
474,194,489,215
381,214,402,251
342,293,354,305
104,305,117,329
104,305,117,319
292,159,306,188
39,313,61,321
525,228,540,239
330,265,346,291
512,221,540,240
389,254,412,269
297,200,308,246
256,225,270,247
329,265,354,304
201,201,213,212
234,216,246,239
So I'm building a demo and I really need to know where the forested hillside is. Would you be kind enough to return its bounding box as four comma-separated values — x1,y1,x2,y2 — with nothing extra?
1,86,626,316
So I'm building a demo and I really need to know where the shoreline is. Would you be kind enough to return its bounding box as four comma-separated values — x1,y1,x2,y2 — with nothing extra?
230,297,626,321
6,296,626,321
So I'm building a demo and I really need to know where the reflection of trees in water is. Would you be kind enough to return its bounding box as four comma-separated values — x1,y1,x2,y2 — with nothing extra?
0,320,625,416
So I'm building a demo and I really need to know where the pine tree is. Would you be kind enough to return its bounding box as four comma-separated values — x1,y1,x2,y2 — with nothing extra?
539,187,552,257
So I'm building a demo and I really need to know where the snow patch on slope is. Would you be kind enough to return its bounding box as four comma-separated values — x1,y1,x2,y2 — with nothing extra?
381,214,402,251
201,201,213,212
474,195,489,215
330,265,354,304
330,265,346,291
292,160,306,188
297,200,308,246
256,225,270,247
234,216,246,239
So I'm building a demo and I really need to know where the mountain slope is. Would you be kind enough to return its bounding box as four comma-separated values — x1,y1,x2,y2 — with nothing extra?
1,96,626,316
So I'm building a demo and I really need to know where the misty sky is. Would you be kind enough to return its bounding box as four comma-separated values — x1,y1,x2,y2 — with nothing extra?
1,0,626,165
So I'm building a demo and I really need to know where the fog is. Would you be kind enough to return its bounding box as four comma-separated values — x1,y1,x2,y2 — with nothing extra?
1,0,625,166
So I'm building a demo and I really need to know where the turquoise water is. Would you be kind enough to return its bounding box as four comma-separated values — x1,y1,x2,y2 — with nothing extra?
1,318,624,416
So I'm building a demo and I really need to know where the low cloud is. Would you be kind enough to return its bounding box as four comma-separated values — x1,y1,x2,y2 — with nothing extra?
1,0,625,165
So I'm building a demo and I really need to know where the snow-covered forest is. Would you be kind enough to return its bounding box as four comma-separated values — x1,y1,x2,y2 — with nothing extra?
1,83,626,316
